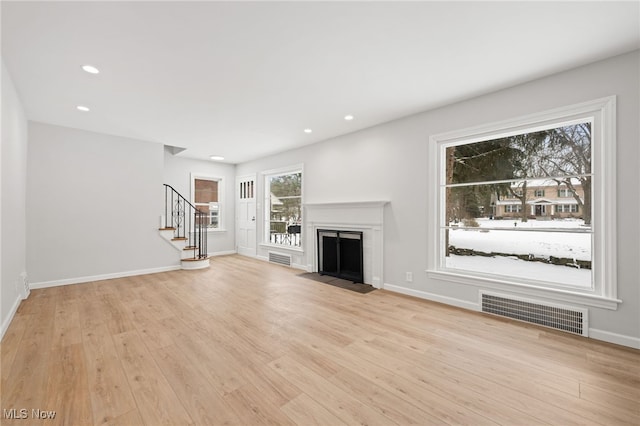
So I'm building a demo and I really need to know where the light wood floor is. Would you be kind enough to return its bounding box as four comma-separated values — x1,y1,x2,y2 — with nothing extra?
1,255,639,425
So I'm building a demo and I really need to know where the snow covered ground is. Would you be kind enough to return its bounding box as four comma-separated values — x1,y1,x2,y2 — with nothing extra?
449,218,591,260
446,254,592,287
446,218,592,287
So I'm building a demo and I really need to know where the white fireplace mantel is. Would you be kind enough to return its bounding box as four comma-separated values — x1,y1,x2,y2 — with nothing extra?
305,200,388,208
304,201,389,288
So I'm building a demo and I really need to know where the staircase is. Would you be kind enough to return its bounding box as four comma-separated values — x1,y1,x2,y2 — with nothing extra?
159,184,210,270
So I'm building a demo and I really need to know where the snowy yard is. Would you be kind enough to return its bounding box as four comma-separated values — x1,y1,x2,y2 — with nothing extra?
446,218,592,287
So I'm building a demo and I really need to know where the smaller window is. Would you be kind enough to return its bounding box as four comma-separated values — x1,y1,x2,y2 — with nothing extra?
504,204,522,213
264,168,302,248
557,204,579,213
534,189,545,197
192,175,224,230
557,188,572,198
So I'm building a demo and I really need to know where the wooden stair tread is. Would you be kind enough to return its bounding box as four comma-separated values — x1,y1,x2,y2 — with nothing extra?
159,227,176,231
183,246,198,250
181,257,211,262
171,237,188,241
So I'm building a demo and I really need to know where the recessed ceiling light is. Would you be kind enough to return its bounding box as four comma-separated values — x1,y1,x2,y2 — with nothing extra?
81,64,100,74
304,128,312,133
76,105,90,112
344,115,354,121
209,155,225,161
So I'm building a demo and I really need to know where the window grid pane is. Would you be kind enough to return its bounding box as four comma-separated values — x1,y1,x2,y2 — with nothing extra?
442,120,593,288
195,179,218,203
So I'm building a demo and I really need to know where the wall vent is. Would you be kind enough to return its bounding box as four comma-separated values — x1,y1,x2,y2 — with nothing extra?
480,291,588,336
268,252,292,267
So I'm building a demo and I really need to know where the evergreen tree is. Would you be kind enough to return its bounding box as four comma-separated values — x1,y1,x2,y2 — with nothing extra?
447,138,519,219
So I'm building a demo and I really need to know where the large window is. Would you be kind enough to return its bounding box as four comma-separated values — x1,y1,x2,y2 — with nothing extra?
191,174,223,230
428,97,617,308
264,168,302,247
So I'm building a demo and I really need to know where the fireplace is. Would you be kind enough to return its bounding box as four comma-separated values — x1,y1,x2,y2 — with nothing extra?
317,229,364,283
305,201,387,288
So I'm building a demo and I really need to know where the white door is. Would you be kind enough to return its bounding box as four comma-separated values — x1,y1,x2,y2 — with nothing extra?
236,175,257,257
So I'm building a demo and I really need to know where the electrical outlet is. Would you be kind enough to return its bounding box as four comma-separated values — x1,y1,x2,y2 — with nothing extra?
20,272,30,299
405,272,413,282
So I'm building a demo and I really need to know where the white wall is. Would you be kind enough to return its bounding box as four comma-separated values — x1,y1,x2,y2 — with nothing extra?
1,60,28,337
237,50,640,346
163,149,236,255
27,122,178,285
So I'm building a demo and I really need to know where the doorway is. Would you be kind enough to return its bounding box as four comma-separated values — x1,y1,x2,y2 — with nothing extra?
236,175,257,257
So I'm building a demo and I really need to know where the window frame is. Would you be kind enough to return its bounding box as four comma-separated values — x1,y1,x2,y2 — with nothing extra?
190,173,225,232
261,164,304,251
427,97,619,309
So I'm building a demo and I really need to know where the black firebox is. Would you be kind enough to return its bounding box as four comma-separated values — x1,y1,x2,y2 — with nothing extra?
317,229,364,283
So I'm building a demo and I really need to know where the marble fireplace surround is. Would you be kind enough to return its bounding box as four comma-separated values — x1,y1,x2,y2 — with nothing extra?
304,201,388,288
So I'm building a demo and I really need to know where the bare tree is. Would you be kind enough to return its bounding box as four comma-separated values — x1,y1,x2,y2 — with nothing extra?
537,123,591,225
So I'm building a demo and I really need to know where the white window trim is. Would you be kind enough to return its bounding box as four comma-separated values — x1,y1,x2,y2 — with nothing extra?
427,96,619,310
190,173,226,232
262,164,304,249
258,242,305,254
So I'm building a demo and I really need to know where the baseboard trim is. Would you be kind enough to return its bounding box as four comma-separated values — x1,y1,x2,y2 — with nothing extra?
382,283,480,312
208,250,237,257
1,295,22,341
237,251,259,258
253,254,307,271
383,283,640,349
589,328,640,349
29,265,182,289
291,262,307,271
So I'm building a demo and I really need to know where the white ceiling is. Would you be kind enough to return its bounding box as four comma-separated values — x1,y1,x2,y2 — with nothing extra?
2,1,639,164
